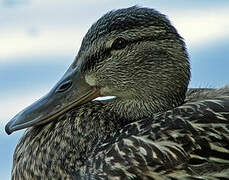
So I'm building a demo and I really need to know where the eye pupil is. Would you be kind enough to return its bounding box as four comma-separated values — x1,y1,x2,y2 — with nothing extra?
112,38,127,50
56,80,72,93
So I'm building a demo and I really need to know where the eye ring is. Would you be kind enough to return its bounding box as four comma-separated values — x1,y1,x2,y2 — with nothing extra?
111,37,127,50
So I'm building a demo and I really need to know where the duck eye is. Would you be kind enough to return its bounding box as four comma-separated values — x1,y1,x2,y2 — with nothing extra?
56,80,72,93
111,37,127,50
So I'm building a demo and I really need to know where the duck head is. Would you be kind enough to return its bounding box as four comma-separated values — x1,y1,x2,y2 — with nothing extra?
5,6,190,135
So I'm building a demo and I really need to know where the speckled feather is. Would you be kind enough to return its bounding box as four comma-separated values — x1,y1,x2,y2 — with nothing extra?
78,88,229,180
12,88,229,179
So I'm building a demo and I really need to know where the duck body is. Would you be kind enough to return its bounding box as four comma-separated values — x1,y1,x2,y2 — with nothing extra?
6,6,229,180
12,88,229,179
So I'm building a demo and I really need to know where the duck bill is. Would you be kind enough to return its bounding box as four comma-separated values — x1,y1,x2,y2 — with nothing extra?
5,66,100,135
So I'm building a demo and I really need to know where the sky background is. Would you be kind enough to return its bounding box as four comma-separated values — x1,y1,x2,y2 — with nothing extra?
0,0,229,179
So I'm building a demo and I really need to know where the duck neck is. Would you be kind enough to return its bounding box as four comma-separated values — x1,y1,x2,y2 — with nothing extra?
104,95,184,120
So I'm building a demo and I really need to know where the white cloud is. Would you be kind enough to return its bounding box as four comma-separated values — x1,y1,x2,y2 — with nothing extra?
171,9,229,48
0,2,228,61
0,27,84,61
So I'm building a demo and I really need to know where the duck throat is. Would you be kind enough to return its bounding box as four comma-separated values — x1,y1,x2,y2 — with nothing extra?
104,95,184,121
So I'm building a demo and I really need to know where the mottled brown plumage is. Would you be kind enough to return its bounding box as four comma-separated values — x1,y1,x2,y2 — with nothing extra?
6,6,229,180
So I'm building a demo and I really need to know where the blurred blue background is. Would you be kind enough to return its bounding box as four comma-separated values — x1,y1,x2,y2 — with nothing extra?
0,0,228,179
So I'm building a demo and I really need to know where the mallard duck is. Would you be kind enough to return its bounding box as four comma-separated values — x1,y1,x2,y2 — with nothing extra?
5,6,229,179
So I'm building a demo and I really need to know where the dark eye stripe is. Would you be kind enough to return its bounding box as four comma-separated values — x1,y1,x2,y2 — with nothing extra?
81,39,150,72
81,33,174,72
81,48,111,72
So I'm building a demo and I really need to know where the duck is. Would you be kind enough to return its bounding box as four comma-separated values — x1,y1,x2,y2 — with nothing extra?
5,6,229,180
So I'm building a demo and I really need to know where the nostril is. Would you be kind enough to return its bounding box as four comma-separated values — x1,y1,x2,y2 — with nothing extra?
56,80,72,93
